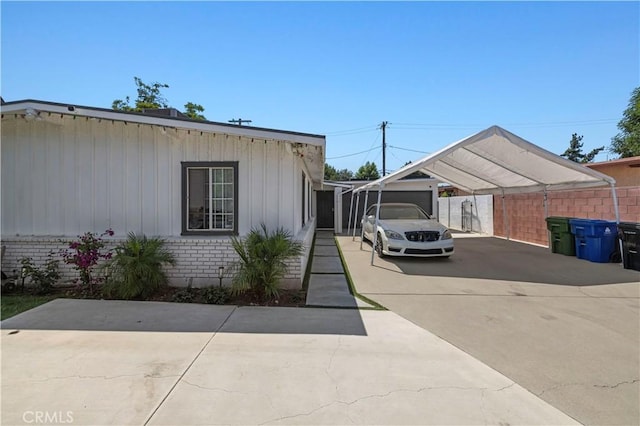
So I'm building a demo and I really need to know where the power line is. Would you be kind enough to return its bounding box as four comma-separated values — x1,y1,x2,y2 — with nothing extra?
388,145,431,154
391,118,617,130
324,125,379,136
388,148,406,169
361,132,381,165
326,146,381,160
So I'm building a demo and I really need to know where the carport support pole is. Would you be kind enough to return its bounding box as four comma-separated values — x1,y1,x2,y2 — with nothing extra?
347,187,355,236
611,182,624,264
360,190,370,250
611,182,621,224
543,189,551,252
352,191,361,240
370,185,384,265
501,189,510,240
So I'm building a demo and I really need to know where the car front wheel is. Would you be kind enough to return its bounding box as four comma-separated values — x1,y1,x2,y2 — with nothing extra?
375,233,385,258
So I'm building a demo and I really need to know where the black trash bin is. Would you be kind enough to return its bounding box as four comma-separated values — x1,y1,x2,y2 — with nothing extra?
618,222,640,271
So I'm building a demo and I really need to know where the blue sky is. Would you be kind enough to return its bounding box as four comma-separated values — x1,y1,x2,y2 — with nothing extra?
2,1,638,173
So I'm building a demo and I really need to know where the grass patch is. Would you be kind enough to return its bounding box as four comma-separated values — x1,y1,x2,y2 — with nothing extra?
334,237,386,310
1,294,57,321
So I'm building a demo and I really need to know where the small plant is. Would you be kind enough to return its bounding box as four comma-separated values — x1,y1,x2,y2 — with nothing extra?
61,229,114,293
171,285,196,303
202,286,230,305
231,224,304,299
290,290,305,305
19,253,60,294
103,233,175,300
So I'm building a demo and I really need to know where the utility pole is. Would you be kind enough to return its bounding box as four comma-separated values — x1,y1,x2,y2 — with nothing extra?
228,118,252,126
380,121,388,176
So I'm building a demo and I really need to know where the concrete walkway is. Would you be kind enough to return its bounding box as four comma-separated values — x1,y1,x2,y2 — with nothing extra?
305,231,373,308
1,299,578,425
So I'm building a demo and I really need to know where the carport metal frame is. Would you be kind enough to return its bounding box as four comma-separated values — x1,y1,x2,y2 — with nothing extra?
348,125,621,265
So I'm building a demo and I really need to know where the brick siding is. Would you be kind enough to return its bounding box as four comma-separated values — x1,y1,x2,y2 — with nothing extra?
1,237,304,289
493,185,640,246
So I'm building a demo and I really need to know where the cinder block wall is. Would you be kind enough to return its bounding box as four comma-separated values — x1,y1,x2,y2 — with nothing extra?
493,186,639,246
1,236,307,289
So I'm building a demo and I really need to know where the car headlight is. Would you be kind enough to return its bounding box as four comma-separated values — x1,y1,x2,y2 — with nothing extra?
384,230,404,240
441,230,453,240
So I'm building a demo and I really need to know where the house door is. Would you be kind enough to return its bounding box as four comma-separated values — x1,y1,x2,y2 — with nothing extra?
317,191,335,229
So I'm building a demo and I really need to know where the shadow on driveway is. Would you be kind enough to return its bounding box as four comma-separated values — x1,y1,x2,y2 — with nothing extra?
373,236,637,286
0,299,368,335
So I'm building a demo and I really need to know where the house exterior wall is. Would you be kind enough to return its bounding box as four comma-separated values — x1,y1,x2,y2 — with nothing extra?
438,194,494,235
585,157,640,187
493,186,639,246
1,114,316,287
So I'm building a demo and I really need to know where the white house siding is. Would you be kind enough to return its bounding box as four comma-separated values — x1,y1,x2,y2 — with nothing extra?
1,114,315,287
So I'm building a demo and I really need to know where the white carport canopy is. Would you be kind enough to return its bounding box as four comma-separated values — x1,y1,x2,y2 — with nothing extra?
351,125,619,264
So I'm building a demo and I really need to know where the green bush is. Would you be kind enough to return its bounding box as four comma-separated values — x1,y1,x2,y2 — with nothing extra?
171,285,196,303
104,233,175,299
19,253,60,294
202,286,230,304
231,224,303,299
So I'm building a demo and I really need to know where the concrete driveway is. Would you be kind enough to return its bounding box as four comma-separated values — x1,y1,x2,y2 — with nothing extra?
338,234,640,426
2,299,577,425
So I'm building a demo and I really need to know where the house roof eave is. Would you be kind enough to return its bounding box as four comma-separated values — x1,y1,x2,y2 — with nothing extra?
1,99,326,147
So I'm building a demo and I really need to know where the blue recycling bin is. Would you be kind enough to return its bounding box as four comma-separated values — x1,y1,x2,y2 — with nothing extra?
569,219,618,263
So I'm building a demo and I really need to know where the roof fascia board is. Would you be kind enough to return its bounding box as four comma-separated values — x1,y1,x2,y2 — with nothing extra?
2,100,325,147
321,181,354,188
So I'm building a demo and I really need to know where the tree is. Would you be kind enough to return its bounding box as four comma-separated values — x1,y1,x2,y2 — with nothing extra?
324,164,338,180
338,169,354,180
112,77,169,111
324,164,354,181
112,76,206,120
355,161,380,180
561,133,604,163
610,87,640,158
184,102,206,120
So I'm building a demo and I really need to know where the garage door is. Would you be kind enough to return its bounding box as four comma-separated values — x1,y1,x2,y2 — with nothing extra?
342,190,433,229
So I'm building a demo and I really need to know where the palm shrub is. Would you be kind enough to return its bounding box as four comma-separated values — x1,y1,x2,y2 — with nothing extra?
231,224,304,299
104,233,176,300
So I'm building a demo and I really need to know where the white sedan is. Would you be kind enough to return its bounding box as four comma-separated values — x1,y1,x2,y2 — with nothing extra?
361,203,454,258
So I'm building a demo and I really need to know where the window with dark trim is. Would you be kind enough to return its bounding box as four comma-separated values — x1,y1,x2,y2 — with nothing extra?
182,162,238,235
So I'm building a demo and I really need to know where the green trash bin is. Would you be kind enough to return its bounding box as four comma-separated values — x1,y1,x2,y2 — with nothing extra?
546,217,576,256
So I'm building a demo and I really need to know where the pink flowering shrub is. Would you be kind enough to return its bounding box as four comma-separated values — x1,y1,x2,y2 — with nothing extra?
61,229,114,291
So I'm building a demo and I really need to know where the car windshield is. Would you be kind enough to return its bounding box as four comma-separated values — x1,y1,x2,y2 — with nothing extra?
371,205,431,220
